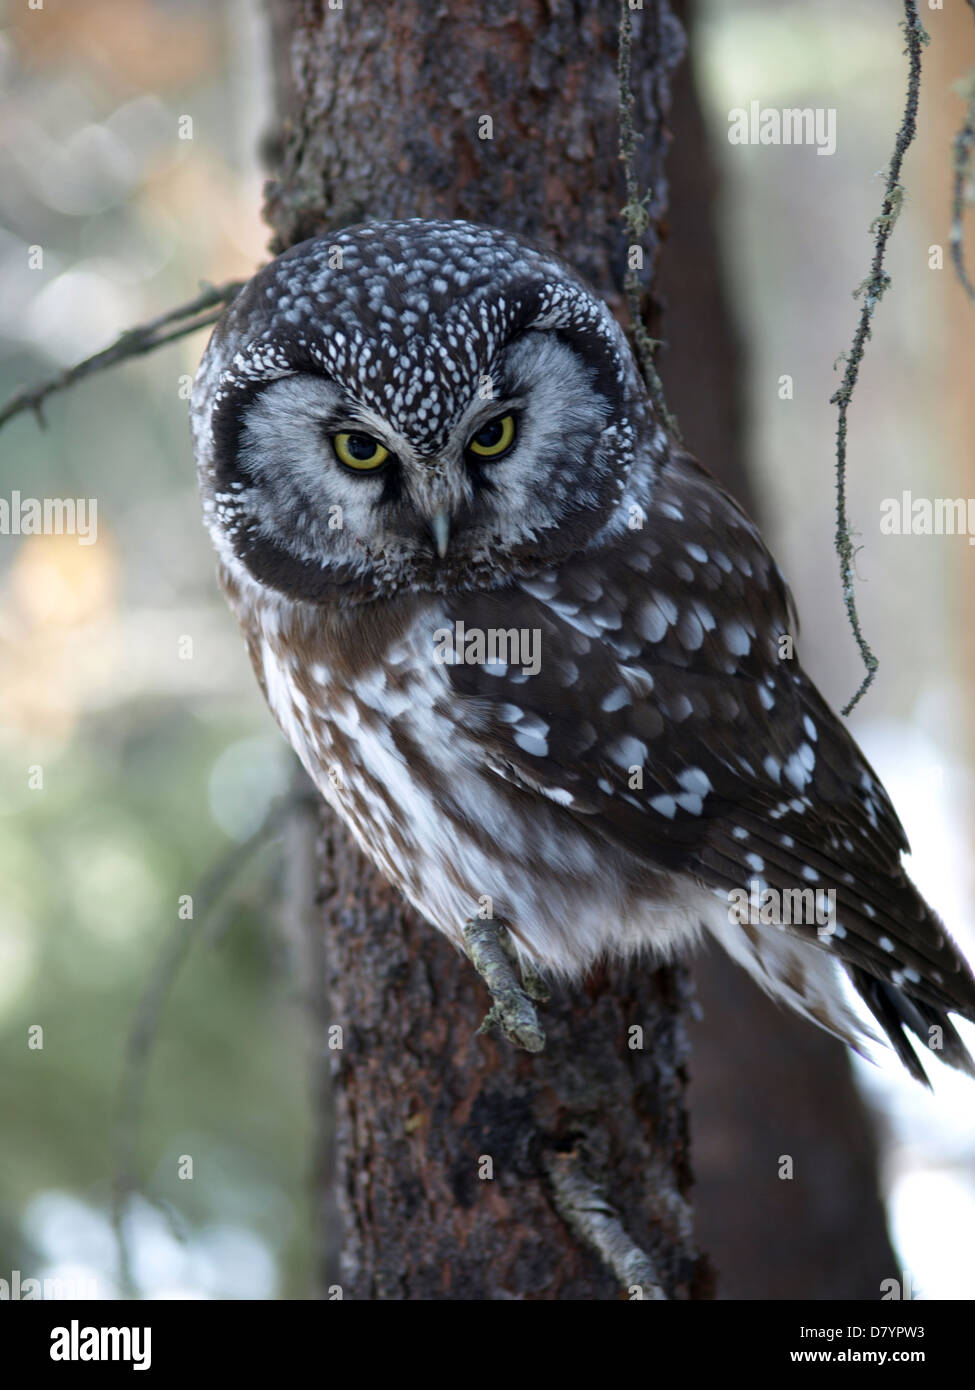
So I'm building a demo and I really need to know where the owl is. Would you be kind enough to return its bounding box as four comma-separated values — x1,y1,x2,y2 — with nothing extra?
191,218,975,1083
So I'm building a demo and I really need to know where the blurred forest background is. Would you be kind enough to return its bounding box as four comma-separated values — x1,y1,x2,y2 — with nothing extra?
1,0,974,1298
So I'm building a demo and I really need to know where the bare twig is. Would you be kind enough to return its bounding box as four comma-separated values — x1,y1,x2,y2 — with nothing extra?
830,3,928,716
110,789,304,1296
545,1149,668,1299
950,61,975,306
617,0,682,440
0,281,243,432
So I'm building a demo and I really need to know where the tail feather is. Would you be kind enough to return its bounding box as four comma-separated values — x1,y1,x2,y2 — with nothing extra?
848,967,975,1087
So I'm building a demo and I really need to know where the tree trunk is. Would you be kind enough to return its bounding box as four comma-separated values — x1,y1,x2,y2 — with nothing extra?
260,0,896,1300
263,0,705,1300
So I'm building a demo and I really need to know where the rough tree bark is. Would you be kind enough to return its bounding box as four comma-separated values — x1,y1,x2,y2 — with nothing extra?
260,0,895,1300
263,0,705,1301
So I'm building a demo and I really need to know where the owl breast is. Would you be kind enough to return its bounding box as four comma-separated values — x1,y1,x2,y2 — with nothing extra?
219,561,711,977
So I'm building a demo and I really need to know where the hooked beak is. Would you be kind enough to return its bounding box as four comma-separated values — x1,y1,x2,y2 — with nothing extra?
430,511,450,559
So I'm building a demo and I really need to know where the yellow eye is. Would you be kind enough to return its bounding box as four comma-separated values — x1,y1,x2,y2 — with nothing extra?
332,432,390,472
467,413,516,459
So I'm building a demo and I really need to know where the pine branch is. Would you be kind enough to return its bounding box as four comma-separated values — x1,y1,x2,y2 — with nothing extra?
830,2,928,716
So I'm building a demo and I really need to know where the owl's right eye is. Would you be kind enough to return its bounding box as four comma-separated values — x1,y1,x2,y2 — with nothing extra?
332,431,390,473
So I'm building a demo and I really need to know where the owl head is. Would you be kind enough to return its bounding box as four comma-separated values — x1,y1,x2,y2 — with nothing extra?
191,220,657,604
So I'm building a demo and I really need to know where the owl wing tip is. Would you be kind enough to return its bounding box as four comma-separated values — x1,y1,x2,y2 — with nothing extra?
849,967,975,1086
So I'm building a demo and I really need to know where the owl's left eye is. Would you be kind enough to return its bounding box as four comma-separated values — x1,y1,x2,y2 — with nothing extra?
466,413,516,460
332,431,390,472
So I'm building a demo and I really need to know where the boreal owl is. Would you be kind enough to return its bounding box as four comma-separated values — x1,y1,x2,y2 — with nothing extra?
191,218,975,1082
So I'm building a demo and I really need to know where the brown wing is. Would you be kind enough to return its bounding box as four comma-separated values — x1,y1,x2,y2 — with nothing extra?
441,451,975,1078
